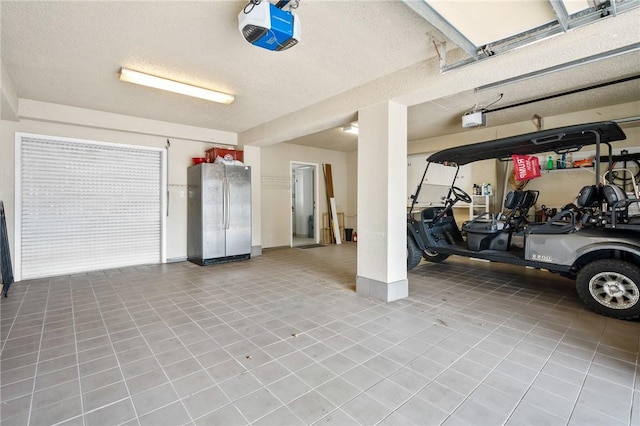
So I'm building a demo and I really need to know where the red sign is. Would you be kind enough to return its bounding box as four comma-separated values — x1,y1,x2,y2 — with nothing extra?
512,155,541,180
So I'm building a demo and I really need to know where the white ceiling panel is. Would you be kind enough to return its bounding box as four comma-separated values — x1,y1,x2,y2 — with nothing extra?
563,0,597,14
427,0,556,47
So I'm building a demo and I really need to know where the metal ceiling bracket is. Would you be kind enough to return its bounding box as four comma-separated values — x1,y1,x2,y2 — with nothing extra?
438,42,447,70
549,0,569,31
405,0,639,73
476,44,640,92
430,35,447,71
402,0,478,60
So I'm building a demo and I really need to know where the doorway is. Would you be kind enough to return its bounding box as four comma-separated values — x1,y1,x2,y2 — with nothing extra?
290,162,318,247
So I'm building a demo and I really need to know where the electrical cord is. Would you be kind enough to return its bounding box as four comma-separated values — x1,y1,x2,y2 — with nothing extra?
246,0,299,13
470,93,503,114
483,93,503,110
244,0,261,14
611,159,640,187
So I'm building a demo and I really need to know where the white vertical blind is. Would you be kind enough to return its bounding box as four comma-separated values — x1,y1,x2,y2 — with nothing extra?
19,135,163,279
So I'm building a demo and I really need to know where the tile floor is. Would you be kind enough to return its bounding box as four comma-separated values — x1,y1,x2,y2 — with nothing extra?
1,244,638,426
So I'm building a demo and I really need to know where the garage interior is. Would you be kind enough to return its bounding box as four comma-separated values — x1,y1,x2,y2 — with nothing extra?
1,1,640,425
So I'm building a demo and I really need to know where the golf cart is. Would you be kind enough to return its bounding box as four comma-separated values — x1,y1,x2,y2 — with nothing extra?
407,121,640,320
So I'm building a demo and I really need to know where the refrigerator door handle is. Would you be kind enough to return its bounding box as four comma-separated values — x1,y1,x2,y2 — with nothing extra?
224,176,231,229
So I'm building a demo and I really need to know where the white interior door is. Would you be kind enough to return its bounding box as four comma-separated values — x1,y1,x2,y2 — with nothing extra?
291,162,318,246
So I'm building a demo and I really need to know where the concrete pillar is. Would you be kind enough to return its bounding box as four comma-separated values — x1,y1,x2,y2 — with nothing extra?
356,101,408,302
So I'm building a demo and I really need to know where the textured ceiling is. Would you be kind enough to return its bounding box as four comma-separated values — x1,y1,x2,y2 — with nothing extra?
1,1,639,154
1,1,436,132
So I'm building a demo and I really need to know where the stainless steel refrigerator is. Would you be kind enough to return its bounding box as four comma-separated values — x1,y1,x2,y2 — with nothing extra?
187,163,251,265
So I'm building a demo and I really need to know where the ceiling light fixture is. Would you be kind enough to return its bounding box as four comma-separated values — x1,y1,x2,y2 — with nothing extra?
119,68,235,104
342,124,359,135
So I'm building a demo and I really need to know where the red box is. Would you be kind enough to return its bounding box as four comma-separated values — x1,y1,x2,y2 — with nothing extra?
205,148,243,163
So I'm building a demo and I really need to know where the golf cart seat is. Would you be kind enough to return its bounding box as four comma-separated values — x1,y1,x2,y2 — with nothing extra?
511,190,539,230
602,184,640,227
525,186,598,235
577,184,600,208
462,190,525,251
575,184,601,226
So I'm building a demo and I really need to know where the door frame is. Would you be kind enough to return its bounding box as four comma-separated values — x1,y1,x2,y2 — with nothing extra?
14,132,167,281
290,161,319,246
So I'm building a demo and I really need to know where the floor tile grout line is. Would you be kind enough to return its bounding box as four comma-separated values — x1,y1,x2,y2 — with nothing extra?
49,395,130,426
500,320,576,425
565,331,606,424
372,294,581,426
270,308,460,425
141,280,296,425
319,304,505,424
106,281,218,425
632,340,640,425
208,281,443,422
25,280,52,426
566,322,634,425
4,248,639,426
0,283,30,354
371,317,531,426
84,276,142,425
170,269,374,425
70,280,87,426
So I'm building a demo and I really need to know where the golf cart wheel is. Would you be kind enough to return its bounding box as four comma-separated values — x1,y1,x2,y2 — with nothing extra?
422,249,449,263
407,237,422,270
576,259,640,320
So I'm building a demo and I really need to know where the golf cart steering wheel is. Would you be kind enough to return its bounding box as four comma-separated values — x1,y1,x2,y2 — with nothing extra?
428,186,472,227
451,186,472,204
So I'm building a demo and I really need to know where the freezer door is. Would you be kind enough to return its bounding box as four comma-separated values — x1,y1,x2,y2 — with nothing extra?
202,164,226,259
225,165,252,256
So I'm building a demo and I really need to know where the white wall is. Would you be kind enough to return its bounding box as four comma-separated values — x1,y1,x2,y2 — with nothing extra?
0,115,238,265
0,103,351,270
261,143,347,248
407,101,640,211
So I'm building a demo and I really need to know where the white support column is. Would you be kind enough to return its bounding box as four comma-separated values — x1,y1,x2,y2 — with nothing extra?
356,101,408,302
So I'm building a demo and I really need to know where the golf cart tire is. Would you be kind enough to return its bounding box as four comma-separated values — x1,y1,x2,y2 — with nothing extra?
407,237,422,270
576,259,640,320
422,250,449,263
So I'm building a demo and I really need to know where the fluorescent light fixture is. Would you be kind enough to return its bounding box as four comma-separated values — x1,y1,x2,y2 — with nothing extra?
119,68,234,104
343,124,359,135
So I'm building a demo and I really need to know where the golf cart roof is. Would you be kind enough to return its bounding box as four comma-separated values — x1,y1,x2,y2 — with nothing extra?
427,121,626,166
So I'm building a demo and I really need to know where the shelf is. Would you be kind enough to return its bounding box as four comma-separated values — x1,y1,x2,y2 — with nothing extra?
469,195,492,220
540,166,593,173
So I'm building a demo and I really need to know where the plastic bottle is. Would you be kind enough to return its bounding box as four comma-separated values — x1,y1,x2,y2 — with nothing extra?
486,183,492,195
547,156,554,170
566,152,573,168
